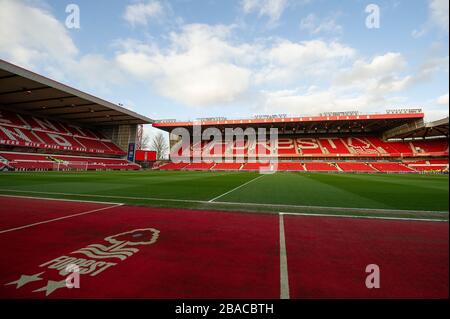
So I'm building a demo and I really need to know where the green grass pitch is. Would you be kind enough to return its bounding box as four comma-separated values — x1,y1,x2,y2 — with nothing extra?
0,170,448,220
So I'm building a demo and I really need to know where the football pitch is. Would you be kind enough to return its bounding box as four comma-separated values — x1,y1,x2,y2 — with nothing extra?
0,170,448,220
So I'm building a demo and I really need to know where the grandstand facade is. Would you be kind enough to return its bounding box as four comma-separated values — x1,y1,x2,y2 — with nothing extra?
153,112,449,173
0,59,152,171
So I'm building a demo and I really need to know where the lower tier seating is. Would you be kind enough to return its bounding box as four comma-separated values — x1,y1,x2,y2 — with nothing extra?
184,162,216,170
276,162,305,171
371,162,414,172
337,162,377,172
212,163,244,170
0,152,140,171
159,162,190,170
404,159,449,171
241,162,273,171
155,160,448,173
304,162,338,171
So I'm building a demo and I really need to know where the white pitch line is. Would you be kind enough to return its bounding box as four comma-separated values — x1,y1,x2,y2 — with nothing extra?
0,189,204,204
0,194,123,206
279,213,290,299
0,189,448,216
208,175,265,202
0,203,123,235
279,212,449,222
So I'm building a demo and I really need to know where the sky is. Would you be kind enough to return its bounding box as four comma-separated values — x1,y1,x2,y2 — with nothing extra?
0,0,448,139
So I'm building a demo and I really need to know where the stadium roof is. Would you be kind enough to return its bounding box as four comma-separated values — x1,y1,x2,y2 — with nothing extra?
383,117,449,140
153,112,425,135
0,59,152,126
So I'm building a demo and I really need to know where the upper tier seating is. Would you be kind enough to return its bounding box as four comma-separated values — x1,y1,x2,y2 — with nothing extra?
337,162,377,172
0,110,125,155
0,152,139,171
170,136,448,159
412,140,449,154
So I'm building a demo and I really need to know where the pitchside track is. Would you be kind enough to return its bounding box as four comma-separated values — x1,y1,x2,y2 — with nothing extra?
0,171,448,298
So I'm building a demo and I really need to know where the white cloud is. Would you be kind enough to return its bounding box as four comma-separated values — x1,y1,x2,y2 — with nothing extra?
337,53,407,86
333,52,431,102
430,0,449,33
300,14,343,35
116,24,253,106
260,52,448,117
0,0,127,93
0,0,77,68
437,93,449,105
255,39,355,84
241,0,288,24
412,0,449,37
124,1,164,27
259,88,379,116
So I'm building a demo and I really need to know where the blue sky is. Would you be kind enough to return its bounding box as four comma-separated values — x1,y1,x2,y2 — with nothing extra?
0,0,448,137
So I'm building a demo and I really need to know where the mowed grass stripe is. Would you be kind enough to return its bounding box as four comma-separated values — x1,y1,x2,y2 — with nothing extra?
216,173,390,210
301,173,449,211
0,171,259,201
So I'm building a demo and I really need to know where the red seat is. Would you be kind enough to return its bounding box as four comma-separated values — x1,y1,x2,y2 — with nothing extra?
338,162,376,172
212,163,243,170
184,162,215,170
304,162,338,171
371,162,414,172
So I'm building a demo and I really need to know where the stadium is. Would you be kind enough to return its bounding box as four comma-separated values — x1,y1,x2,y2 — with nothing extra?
0,58,448,300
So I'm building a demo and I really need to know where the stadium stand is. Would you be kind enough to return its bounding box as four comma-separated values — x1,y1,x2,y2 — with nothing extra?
0,110,126,156
156,121,448,173
0,60,154,172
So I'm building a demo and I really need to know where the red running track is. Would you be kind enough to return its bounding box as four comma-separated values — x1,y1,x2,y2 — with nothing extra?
0,196,448,299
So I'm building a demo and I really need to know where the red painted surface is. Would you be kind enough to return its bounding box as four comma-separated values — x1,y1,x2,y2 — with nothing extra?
284,215,449,299
0,197,279,299
0,196,447,299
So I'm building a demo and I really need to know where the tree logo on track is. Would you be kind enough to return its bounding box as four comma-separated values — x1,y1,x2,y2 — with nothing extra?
4,228,160,296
